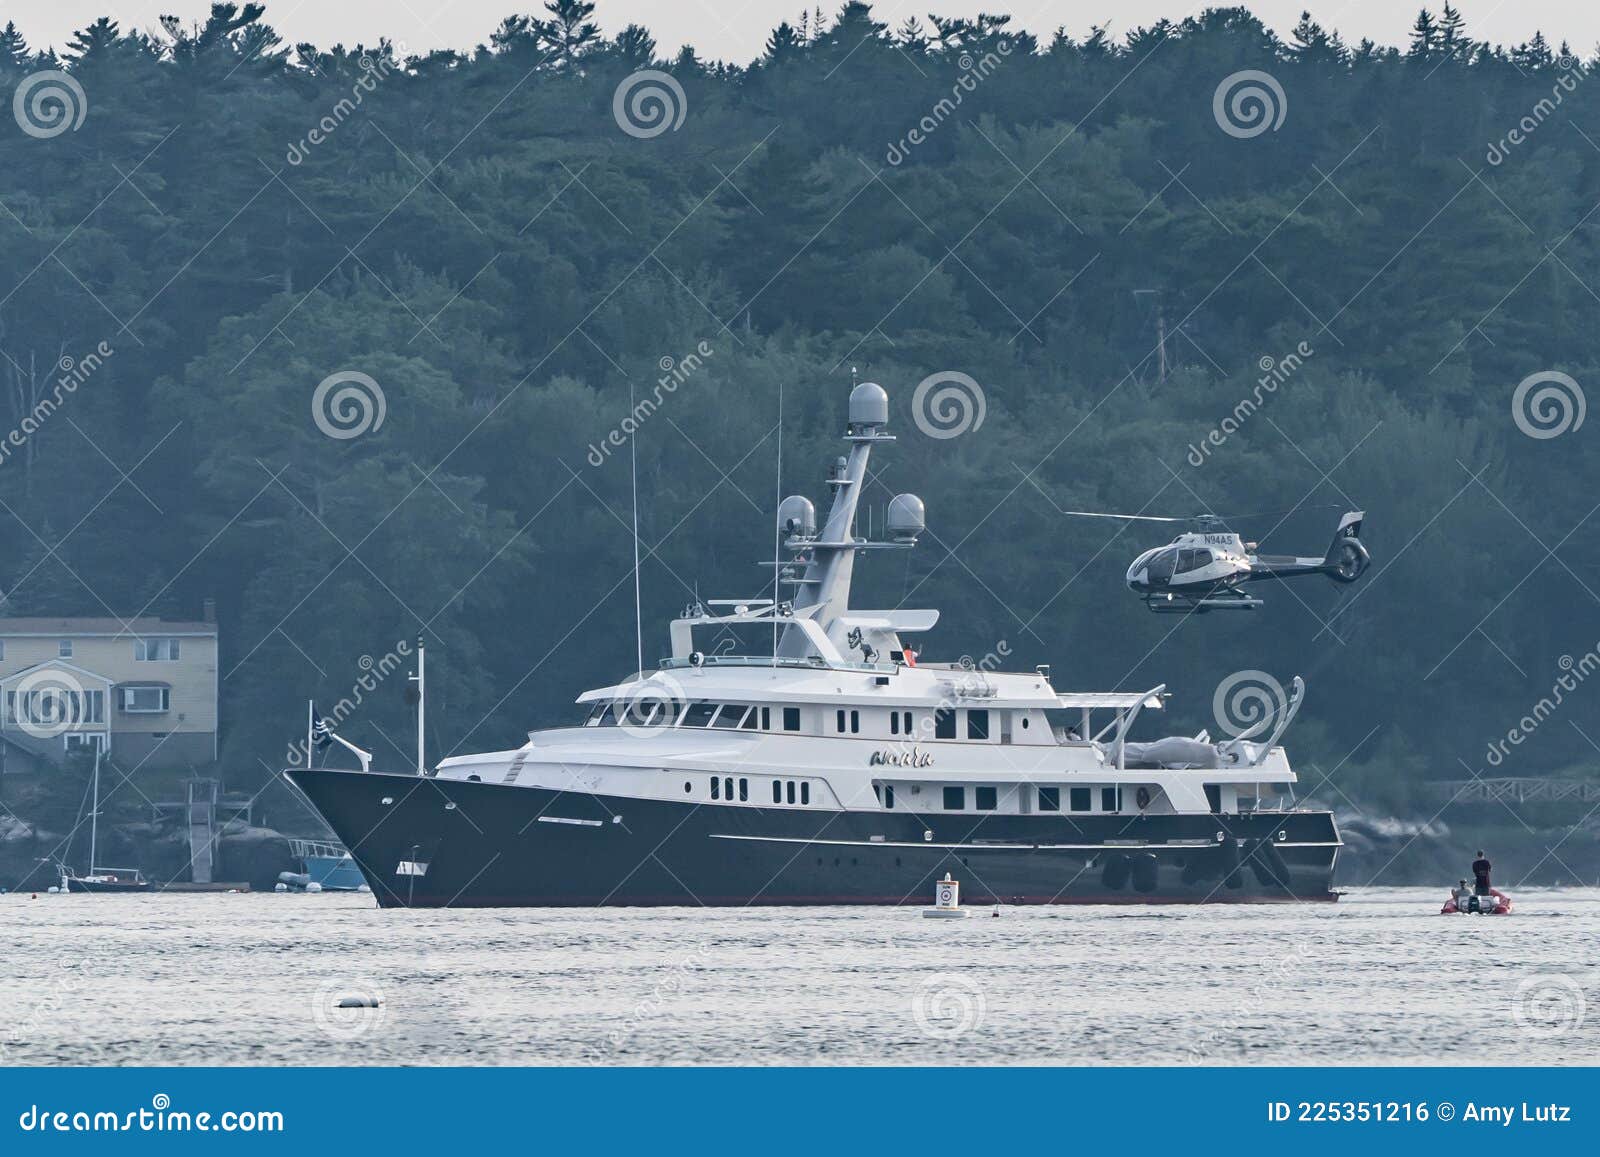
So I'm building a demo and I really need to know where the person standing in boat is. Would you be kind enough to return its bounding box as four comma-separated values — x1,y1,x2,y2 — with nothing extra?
1471,850,1492,896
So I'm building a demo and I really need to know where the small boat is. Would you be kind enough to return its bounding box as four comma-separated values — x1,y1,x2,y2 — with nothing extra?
1441,888,1510,914
60,749,152,894
62,867,151,894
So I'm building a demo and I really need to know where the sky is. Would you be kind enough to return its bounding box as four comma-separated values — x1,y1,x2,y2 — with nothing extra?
4,1,1599,62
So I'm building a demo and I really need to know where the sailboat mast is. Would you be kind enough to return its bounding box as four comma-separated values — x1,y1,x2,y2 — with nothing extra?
89,748,99,871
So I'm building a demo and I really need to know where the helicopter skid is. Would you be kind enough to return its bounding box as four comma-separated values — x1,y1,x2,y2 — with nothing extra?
1144,592,1263,613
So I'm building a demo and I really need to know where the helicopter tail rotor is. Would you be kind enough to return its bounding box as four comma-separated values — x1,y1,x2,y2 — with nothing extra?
1323,511,1369,583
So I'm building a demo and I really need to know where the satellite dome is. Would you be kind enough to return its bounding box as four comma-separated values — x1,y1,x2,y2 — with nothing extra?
849,381,889,427
777,495,817,539
886,493,925,542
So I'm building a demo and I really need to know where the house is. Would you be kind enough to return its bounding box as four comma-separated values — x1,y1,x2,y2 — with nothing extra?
0,612,218,771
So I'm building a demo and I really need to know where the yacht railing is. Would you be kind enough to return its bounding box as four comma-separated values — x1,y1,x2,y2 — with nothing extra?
658,654,898,674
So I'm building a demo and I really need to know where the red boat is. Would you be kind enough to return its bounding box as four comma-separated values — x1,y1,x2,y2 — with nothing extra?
1441,888,1510,914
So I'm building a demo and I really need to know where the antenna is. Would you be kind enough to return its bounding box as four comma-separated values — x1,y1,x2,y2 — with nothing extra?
630,380,644,679
771,383,783,668
413,636,426,775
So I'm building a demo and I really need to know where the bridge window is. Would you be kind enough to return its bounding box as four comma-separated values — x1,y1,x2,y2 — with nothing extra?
943,786,964,810
1101,787,1122,812
1038,787,1060,811
967,710,989,740
934,709,956,740
1070,787,1092,812
783,707,800,731
975,786,997,811
681,702,717,728
740,710,759,731
714,705,749,728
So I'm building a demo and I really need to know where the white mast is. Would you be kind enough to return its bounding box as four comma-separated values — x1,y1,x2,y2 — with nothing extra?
412,636,426,776
89,747,100,871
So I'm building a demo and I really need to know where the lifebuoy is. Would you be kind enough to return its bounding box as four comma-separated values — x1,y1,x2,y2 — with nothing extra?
1135,786,1151,810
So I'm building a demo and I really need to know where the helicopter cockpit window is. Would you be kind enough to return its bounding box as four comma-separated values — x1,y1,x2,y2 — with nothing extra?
1146,548,1177,581
1176,549,1196,572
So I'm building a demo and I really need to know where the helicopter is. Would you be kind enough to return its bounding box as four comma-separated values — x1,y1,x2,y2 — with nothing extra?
1058,506,1370,613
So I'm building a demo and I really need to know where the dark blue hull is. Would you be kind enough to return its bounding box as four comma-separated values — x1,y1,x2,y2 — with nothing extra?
284,767,1340,908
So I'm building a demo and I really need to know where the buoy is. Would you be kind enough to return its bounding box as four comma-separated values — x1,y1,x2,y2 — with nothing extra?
337,995,383,1009
274,882,289,893
305,881,323,893
922,872,968,918
46,887,58,895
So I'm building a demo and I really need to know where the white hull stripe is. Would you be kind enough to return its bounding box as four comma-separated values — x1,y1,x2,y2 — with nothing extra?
708,834,1341,851
538,815,605,827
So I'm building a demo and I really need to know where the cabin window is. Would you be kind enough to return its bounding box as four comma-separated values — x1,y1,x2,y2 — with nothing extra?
1102,787,1122,812
740,710,759,731
714,705,749,729
685,781,693,793
593,704,620,726
934,708,956,740
761,708,770,730
967,710,989,740
884,784,895,809
1021,716,1030,729
724,777,735,800
786,781,796,805
681,702,717,728
801,782,811,805
711,778,721,800
836,709,846,733
975,786,997,811
1038,787,1060,811
783,707,800,731
942,786,964,810
890,712,899,736
739,778,749,801
772,780,782,803
902,711,913,735
850,710,860,734
1070,787,1092,812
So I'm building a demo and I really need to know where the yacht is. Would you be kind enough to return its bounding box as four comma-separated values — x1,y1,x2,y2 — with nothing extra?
285,383,1340,907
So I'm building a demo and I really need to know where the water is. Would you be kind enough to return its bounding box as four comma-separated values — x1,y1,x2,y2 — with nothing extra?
4,888,1595,1065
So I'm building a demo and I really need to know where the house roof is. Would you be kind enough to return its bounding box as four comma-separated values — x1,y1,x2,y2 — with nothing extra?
0,659,117,687
0,616,216,637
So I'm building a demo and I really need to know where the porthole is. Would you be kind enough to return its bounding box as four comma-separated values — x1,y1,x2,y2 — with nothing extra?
685,781,693,793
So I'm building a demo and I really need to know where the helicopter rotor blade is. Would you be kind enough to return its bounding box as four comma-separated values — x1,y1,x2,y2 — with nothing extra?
1055,510,1188,523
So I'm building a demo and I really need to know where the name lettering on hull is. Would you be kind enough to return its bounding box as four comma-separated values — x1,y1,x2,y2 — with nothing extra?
871,748,933,767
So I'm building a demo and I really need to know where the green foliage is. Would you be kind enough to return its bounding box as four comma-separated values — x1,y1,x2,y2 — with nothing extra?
1,4,1597,806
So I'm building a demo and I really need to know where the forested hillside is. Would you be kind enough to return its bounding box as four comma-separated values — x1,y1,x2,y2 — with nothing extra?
2,2,1597,809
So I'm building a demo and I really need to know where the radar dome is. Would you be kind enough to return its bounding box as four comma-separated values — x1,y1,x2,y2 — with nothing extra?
887,493,925,542
777,494,817,539
849,382,889,427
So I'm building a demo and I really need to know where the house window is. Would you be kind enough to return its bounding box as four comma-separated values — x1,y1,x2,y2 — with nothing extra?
975,786,997,811
0,640,5,659
1038,787,1060,811
59,640,73,658
134,638,180,661
967,710,989,740
1102,787,1122,813
934,708,956,739
942,786,964,810
120,686,169,714
783,707,800,732
1070,787,1092,813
